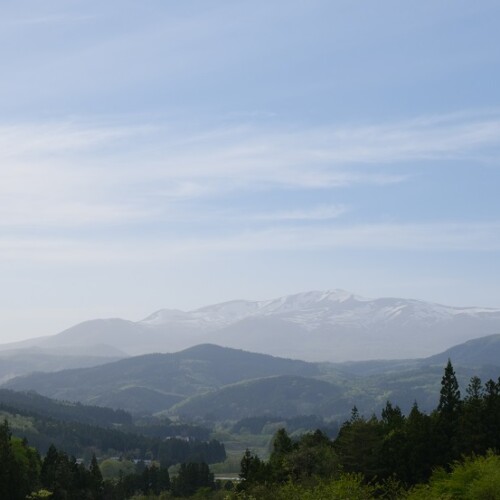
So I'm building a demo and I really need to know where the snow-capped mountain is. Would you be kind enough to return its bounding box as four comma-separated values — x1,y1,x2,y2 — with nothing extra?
2,290,500,361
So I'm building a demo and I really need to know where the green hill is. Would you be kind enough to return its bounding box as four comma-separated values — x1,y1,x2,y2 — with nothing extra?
3,344,320,414
170,375,354,421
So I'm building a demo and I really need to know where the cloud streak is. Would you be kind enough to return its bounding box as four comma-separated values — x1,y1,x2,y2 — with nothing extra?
248,205,349,221
1,221,499,263
1,109,499,230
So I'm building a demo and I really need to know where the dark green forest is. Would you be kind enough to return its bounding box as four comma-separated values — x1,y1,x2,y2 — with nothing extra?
3,361,500,498
0,389,225,465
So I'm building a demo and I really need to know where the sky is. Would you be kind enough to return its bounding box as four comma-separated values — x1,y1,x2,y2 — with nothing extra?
1,0,500,342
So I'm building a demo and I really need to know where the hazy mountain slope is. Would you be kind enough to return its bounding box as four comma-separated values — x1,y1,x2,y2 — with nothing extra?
3,344,320,413
0,348,124,383
0,318,220,358
0,321,131,355
330,359,421,377
326,334,500,378
2,290,500,361
424,333,500,367
24,319,153,355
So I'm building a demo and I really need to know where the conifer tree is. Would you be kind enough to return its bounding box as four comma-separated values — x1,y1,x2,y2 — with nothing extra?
0,420,15,499
89,453,104,499
404,402,433,483
438,359,461,416
434,359,462,467
269,428,295,482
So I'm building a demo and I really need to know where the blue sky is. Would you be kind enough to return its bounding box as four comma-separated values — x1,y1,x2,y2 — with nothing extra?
1,1,500,341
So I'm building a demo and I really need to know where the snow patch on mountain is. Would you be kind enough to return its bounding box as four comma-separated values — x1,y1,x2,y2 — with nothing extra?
3,290,500,361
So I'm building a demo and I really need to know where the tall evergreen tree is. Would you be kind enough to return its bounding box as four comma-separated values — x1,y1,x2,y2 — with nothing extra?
239,449,268,487
379,401,407,481
269,428,295,482
434,359,462,467
89,453,104,499
438,359,461,415
460,376,487,455
404,402,434,484
40,444,59,489
272,428,294,455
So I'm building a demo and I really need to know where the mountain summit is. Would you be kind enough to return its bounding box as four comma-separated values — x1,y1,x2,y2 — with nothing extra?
1,290,500,362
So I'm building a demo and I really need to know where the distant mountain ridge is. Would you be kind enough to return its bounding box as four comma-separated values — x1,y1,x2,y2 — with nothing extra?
0,347,124,384
425,333,500,367
2,290,500,362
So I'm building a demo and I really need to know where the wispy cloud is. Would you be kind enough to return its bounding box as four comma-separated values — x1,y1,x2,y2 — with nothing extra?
1,110,499,229
1,221,499,263
249,205,348,221
181,222,500,254
0,122,151,158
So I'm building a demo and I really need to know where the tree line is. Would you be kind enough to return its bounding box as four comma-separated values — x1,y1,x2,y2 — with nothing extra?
0,420,218,499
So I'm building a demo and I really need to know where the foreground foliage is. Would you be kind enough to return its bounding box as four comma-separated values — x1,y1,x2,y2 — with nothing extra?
235,360,500,499
407,452,500,499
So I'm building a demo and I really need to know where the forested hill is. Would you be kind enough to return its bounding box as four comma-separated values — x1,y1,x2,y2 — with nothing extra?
4,336,500,420
0,393,226,463
3,344,321,413
0,388,131,426
170,375,350,420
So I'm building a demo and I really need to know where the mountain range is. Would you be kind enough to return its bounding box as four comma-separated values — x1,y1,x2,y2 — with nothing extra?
5,335,500,420
1,290,500,365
